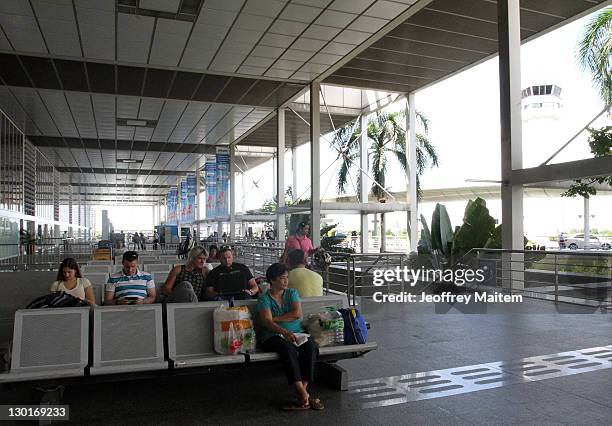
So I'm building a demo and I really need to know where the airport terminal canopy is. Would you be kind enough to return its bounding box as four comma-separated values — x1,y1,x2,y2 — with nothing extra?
0,0,606,206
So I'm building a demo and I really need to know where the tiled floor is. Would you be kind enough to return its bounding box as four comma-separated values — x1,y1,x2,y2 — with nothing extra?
1,297,611,425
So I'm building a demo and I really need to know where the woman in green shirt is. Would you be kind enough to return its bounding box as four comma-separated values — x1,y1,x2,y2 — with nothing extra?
257,263,323,411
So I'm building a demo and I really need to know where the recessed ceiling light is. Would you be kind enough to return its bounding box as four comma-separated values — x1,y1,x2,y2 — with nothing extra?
118,158,142,164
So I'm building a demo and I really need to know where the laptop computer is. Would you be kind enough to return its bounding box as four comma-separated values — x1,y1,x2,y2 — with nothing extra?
217,271,247,296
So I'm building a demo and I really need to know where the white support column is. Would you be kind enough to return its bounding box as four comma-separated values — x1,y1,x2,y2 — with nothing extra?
499,0,524,290
407,93,418,252
241,171,246,213
230,145,236,240
310,82,321,248
276,108,286,241
359,112,369,253
291,146,298,202
195,157,201,241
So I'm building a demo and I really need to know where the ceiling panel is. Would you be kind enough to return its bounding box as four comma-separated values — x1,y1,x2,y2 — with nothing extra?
148,18,192,67
32,0,81,56
168,102,209,143
151,100,188,142
65,92,97,139
327,0,606,93
91,94,115,139
11,86,59,136
74,0,115,60
0,1,47,53
117,13,155,63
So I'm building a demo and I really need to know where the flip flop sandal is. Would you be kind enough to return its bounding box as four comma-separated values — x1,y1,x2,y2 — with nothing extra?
309,397,324,411
281,403,310,411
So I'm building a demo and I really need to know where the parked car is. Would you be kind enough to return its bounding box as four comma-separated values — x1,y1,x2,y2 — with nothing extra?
564,234,611,250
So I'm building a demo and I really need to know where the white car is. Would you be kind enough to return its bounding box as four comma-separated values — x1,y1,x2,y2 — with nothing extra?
564,234,611,250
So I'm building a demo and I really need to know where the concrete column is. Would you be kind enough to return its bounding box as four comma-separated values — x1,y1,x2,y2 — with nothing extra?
499,0,524,290
359,112,369,253
291,146,298,202
230,145,236,240
241,172,246,213
407,93,418,252
276,108,286,241
310,82,321,248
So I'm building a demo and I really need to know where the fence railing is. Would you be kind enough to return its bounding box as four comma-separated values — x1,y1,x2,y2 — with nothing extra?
458,248,612,308
313,252,408,306
232,241,286,277
0,243,97,270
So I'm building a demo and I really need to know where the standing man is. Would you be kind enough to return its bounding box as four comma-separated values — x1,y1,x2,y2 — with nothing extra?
105,251,156,305
205,247,259,301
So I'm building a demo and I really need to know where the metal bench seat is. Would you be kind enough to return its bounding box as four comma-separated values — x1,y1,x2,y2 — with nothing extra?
172,353,245,369
0,308,89,383
89,358,168,375
90,305,165,376
319,342,378,356
166,302,246,369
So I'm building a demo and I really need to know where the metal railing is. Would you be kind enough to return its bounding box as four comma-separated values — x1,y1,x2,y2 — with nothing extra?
0,242,97,270
232,241,285,277
228,239,410,306
313,252,408,306
457,248,612,308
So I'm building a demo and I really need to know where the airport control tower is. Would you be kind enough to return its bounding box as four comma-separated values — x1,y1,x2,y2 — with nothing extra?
521,83,564,168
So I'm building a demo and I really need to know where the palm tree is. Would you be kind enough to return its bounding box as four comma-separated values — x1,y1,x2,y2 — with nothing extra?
577,6,612,106
331,109,438,252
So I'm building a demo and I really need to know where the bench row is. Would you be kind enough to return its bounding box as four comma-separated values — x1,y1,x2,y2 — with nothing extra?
1,295,377,384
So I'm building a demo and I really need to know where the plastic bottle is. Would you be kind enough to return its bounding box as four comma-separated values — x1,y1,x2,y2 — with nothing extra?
321,307,344,345
329,309,345,345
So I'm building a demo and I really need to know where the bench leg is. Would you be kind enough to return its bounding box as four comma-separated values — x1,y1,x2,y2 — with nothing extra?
316,361,348,391
37,385,64,425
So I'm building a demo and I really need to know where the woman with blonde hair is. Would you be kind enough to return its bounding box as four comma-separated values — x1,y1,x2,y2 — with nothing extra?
163,246,210,302
50,258,96,306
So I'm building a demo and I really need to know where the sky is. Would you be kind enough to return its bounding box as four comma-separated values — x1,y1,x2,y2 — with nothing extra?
99,9,612,236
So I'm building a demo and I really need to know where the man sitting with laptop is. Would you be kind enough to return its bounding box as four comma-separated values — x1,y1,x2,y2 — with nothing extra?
204,247,259,301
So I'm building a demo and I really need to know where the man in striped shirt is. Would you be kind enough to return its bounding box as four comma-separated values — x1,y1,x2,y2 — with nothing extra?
104,251,156,305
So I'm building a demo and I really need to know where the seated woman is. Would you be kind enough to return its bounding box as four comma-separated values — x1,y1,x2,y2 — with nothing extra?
50,258,96,306
163,246,210,302
257,263,323,411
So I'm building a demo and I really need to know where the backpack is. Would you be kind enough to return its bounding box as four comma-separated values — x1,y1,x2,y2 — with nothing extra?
339,308,368,345
26,292,88,309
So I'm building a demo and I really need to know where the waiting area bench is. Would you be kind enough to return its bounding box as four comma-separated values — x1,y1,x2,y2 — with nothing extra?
0,295,377,393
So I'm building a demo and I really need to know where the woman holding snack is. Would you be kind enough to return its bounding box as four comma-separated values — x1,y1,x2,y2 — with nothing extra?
257,263,323,411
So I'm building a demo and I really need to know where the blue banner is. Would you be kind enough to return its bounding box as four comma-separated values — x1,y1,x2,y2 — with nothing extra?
180,178,188,222
186,173,196,222
166,186,178,225
216,147,230,218
205,157,217,219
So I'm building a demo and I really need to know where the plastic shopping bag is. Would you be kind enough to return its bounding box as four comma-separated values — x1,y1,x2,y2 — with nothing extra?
213,305,256,354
